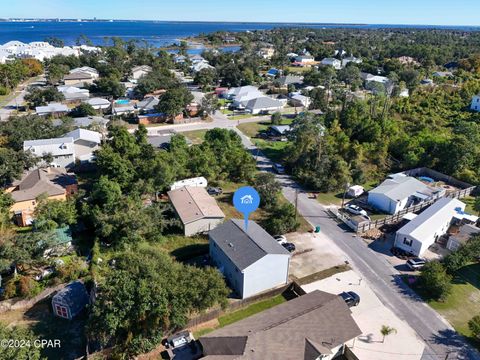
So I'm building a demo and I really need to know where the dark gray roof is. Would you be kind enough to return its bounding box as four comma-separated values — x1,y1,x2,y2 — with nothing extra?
52,281,89,315
200,290,362,359
243,96,283,110
209,219,290,270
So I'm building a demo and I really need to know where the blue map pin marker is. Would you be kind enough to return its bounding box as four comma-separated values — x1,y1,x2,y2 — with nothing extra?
233,186,260,230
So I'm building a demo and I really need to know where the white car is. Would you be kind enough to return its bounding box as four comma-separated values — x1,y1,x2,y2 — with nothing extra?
345,204,368,217
274,235,287,245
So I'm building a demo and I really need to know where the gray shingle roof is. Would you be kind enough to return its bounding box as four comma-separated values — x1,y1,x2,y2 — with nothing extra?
369,175,428,201
200,290,362,359
209,219,290,270
243,96,283,111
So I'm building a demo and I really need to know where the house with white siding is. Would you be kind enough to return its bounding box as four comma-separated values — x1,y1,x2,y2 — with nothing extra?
23,137,75,168
367,173,445,214
63,128,102,163
209,219,290,299
394,197,466,256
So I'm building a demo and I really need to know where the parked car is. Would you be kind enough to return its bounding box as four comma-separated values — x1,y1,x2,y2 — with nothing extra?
273,163,285,174
274,235,287,245
207,187,223,196
406,258,426,270
339,291,360,307
282,242,296,252
345,204,368,216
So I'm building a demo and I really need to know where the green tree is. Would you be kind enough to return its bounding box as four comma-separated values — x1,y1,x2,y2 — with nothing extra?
0,191,13,232
24,86,64,107
474,197,480,216
0,323,42,360
155,87,193,117
87,247,228,356
46,63,68,85
263,202,299,235
194,68,217,90
252,172,281,209
419,261,452,301
92,76,125,98
201,93,220,117
469,315,480,340
271,112,282,125
34,199,78,230
70,103,96,117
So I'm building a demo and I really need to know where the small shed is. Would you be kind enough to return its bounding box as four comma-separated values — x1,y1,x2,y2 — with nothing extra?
52,281,89,320
347,185,364,198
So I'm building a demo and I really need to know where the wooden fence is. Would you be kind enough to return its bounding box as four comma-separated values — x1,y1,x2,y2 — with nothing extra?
185,282,299,329
337,185,477,234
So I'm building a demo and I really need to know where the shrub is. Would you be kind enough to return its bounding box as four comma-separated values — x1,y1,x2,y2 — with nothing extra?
17,276,41,299
469,315,480,339
419,261,452,301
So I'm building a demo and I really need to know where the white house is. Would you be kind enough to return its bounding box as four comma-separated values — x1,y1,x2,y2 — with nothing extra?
368,173,444,214
394,197,466,256
130,65,152,81
341,56,362,67
35,103,69,117
63,128,102,163
69,66,99,80
191,60,214,73
85,97,111,111
471,94,480,112
289,93,311,108
241,96,284,115
226,86,264,107
209,219,290,299
23,137,75,168
168,186,225,236
57,86,90,102
321,57,342,70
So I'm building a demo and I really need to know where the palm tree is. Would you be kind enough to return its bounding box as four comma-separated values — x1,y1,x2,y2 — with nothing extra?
380,325,397,343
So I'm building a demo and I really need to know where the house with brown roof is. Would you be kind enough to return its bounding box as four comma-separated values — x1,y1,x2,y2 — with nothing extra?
199,290,362,360
63,71,94,86
167,186,225,236
6,167,77,226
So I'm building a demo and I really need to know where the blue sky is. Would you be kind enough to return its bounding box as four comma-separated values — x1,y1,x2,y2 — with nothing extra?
3,0,480,25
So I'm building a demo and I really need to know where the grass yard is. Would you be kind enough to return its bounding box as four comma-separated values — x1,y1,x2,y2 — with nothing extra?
463,196,479,216
193,294,287,338
237,120,293,164
151,235,209,261
286,66,312,73
316,180,378,207
218,295,286,327
182,129,208,144
428,264,480,341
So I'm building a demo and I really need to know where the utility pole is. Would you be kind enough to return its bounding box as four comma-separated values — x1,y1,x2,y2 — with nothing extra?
294,188,299,222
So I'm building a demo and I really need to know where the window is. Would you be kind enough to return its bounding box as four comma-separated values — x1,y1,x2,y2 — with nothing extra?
55,304,68,318
403,237,413,246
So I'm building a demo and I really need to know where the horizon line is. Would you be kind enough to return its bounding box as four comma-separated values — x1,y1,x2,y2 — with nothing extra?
1,18,479,28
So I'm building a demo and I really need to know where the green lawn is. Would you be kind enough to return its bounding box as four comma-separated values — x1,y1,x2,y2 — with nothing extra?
218,295,286,327
463,196,479,216
193,294,286,338
428,264,480,340
407,263,480,347
316,180,378,207
155,235,209,261
182,129,208,144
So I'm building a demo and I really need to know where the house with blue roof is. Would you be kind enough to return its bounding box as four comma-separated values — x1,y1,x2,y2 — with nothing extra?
52,281,89,320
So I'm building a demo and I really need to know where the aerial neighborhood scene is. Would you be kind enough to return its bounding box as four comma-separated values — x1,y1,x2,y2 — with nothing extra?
2,1,480,359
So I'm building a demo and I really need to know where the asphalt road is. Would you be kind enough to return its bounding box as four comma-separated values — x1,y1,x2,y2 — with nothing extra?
116,109,480,360
231,128,480,360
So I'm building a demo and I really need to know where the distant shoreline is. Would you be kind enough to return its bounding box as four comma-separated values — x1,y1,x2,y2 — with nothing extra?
0,19,479,28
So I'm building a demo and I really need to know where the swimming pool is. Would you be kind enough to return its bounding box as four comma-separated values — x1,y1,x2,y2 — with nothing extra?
115,99,130,105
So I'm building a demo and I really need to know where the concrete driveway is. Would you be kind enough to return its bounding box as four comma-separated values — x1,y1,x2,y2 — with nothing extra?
302,270,426,360
287,231,347,280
